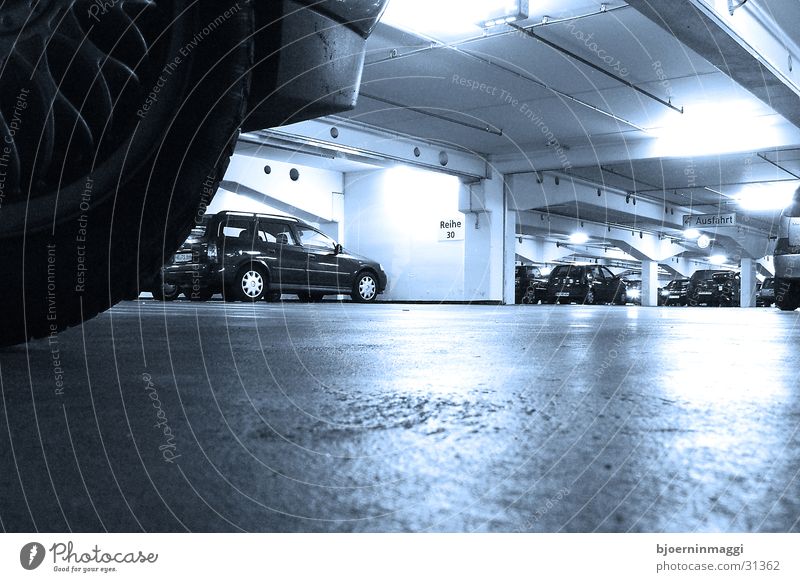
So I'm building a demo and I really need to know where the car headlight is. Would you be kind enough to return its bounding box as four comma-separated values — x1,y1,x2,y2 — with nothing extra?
628,289,641,298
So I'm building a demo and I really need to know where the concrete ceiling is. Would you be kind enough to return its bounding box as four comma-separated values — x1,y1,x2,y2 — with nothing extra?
295,0,800,267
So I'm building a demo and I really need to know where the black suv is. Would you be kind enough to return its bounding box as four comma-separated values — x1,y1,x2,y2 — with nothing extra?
687,270,738,306
712,271,741,306
544,265,627,305
161,212,387,303
658,278,689,306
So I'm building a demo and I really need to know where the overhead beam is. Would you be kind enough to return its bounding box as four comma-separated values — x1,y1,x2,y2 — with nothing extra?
627,0,800,129
507,172,691,230
249,117,490,180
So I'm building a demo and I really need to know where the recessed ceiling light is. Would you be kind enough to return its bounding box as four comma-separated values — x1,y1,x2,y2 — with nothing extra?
381,0,528,38
709,254,727,265
735,182,798,211
684,228,700,239
697,234,711,249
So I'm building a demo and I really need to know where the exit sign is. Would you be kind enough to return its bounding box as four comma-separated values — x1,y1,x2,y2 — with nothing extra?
438,218,464,241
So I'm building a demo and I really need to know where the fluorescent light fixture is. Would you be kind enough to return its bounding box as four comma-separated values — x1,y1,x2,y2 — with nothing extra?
735,182,798,211
540,266,552,277
683,228,700,240
651,100,784,158
381,0,528,38
569,232,589,244
482,0,529,27
709,254,727,265
697,234,711,249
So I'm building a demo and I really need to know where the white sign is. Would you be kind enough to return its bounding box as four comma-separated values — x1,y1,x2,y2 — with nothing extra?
683,213,736,228
438,217,465,241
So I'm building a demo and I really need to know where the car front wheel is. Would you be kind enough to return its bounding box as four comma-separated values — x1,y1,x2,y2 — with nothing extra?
352,272,378,303
234,267,268,302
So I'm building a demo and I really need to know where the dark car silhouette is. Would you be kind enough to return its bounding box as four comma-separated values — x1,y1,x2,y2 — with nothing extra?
544,265,627,305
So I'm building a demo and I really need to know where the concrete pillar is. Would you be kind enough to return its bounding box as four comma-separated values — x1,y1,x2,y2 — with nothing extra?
462,172,509,303
740,257,758,307
641,260,659,307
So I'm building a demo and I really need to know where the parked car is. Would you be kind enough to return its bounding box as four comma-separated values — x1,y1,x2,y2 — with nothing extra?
544,265,627,305
161,212,388,303
755,277,775,307
0,0,389,346
774,186,800,310
658,278,689,306
687,270,725,306
713,271,741,306
515,265,548,304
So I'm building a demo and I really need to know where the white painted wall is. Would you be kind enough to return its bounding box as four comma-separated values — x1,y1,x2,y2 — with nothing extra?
209,154,344,239
344,167,466,301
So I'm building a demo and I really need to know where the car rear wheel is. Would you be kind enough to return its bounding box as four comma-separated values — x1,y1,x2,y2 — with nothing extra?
234,266,268,302
352,272,378,303
775,280,800,311
0,1,253,346
153,282,180,302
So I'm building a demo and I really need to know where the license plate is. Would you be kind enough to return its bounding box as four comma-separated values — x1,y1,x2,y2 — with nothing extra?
174,253,192,263
669,294,679,299
555,292,570,297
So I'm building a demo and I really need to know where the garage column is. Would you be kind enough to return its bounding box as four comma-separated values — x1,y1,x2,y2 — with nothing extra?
461,172,511,303
740,257,757,307
641,260,659,307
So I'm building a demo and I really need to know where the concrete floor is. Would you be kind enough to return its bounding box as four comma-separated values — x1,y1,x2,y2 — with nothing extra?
1,300,798,532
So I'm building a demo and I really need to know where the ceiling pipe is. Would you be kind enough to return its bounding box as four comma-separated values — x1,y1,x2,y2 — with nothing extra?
365,4,631,68
360,92,504,136
507,22,683,114
757,152,800,180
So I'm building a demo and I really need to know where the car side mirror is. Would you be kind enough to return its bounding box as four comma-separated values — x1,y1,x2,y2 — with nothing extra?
334,243,343,255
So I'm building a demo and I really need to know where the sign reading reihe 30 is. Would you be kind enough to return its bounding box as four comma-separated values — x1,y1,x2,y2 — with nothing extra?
682,213,736,228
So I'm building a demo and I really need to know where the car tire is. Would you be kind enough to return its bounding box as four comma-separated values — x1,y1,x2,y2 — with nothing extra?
775,279,800,311
0,1,254,347
234,266,268,302
153,282,181,302
352,271,378,303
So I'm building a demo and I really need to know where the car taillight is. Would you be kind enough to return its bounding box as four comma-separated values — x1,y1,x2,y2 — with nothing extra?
207,242,218,262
